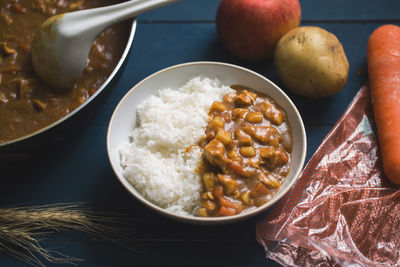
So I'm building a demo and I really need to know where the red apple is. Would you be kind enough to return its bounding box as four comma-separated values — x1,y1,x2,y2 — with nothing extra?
216,0,301,61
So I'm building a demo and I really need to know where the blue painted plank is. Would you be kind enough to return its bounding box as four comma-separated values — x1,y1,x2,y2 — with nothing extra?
0,240,277,267
0,123,329,266
0,124,328,204
138,0,400,22
139,0,219,21
1,0,394,266
93,22,375,127
301,0,400,21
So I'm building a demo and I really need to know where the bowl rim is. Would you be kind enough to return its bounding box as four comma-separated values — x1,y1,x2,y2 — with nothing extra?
0,20,137,147
107,61,307,224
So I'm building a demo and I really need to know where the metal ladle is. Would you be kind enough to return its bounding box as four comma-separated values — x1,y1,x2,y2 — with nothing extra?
32,0,179,90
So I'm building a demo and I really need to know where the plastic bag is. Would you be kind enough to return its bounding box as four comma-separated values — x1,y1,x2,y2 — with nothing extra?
256,85,400,267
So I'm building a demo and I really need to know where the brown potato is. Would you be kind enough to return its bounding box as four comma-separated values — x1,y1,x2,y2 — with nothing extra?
274,26,349,98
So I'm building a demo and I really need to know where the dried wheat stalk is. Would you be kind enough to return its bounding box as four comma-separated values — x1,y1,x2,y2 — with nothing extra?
0,203,129,266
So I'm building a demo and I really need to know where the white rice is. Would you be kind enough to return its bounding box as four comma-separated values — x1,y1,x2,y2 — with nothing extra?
119,77,234,216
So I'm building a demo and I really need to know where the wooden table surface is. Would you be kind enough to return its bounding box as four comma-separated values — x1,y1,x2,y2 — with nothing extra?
1,0,400,266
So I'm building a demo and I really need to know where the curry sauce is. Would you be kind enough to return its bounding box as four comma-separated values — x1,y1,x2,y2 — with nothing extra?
0,0,129,143
198,86,292,217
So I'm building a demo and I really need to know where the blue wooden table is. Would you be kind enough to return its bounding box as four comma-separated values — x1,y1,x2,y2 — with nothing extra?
1,0,399,266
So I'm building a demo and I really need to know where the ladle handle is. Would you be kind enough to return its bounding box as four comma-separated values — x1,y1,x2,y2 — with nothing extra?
60,0,179,36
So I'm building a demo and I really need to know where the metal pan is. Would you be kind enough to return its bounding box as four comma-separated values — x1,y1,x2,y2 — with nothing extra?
0,19,137,158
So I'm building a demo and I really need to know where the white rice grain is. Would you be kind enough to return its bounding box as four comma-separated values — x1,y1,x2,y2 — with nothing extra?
120,77,233,216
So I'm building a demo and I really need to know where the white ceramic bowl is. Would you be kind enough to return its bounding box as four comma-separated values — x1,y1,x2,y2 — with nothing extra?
107,61,307,225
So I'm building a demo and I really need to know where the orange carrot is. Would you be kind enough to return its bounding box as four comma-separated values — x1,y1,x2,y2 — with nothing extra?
367,24,400,184
218,206,236,217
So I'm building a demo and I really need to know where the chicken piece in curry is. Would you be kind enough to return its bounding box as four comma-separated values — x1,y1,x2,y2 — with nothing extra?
198,86,292,217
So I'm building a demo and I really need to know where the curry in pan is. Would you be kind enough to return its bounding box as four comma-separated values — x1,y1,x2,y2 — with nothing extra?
0,0,130,143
